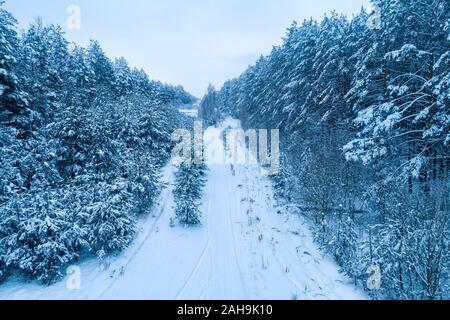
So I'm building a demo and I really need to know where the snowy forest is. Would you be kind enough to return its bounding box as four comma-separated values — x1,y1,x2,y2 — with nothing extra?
214,0,450,300
0,0,449,301
0,1,196,284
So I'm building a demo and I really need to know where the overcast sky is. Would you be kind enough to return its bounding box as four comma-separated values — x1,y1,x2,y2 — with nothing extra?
5,0,371,97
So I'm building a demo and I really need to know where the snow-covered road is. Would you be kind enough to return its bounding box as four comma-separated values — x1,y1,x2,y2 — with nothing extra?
0,120,365,300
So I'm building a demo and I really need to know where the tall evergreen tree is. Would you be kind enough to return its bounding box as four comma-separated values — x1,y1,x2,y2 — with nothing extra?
216,0,450,299
0,5,195,284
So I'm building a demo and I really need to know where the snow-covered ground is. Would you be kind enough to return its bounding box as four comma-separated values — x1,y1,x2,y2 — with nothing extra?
0,120,365,300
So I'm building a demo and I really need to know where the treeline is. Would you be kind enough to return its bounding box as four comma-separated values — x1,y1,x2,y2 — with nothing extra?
0,2,195,284
217,0,450,299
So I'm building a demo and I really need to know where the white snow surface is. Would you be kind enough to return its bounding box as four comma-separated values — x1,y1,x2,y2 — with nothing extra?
0,119,365,300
